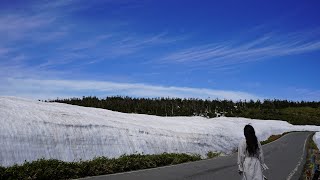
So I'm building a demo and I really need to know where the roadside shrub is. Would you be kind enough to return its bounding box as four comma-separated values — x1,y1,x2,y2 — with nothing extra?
0,153,201,180
206,151,220,159
301,133,318,179
260,132,289,145
261,134,282,145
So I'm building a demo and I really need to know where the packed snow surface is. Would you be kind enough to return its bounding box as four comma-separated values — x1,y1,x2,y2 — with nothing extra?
0,96,320,166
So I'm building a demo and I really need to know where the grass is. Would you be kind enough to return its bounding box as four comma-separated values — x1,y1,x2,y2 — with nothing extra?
301,133,318,179
0,153,201,180
309,137,319,150
260,132,289,145
206,151,220,159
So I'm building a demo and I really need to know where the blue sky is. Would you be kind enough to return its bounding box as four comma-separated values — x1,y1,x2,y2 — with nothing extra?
0,0,320,101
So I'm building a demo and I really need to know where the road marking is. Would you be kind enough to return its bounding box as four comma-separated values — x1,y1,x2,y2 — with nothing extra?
286,133,310,180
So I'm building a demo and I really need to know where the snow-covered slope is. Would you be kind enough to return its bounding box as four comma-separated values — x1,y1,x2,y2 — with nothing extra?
0,96,319,167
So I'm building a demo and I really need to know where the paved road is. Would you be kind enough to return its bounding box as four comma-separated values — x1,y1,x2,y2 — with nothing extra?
80,132,312,180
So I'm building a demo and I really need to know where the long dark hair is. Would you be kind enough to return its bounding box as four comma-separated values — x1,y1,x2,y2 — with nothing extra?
244,124,259,156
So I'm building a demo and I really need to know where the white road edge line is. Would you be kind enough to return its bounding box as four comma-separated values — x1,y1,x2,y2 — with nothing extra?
286,133,311,180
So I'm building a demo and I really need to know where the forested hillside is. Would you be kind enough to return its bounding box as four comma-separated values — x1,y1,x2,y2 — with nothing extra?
50,96,320,125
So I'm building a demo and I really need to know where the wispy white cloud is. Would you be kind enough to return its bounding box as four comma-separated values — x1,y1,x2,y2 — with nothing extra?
290,88,320,101
0,0,184,72
0,78,261,101
0,0,94,45
0,0,159,71
106,32,184,56
158,30,320,69
65,32,183,53
32,0,75,10
0,14,57,42
53,32,186,67
65,35,114,51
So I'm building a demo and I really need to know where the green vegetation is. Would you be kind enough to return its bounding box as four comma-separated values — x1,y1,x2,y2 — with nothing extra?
0,153,201,180
301,133,318,179
50,96,320,125
236,107,320,125
309,136,319,150
206,151,220,159
260,132,289,145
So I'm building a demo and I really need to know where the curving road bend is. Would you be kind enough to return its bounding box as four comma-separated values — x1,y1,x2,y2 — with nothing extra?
80,132,312,180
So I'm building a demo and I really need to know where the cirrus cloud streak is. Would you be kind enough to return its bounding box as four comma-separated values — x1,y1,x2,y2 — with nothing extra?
0,78,261,101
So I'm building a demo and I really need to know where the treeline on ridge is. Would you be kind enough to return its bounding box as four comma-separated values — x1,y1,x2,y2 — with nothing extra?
49,96,320,125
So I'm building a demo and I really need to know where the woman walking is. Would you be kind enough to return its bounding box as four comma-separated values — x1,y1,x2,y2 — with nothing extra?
238,124,268,180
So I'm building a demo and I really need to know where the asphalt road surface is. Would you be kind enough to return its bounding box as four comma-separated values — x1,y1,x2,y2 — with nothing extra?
80,132,312,180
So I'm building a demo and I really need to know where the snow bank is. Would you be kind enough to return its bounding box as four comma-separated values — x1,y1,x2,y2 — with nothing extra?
0,96,319,166
313,132,320,148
